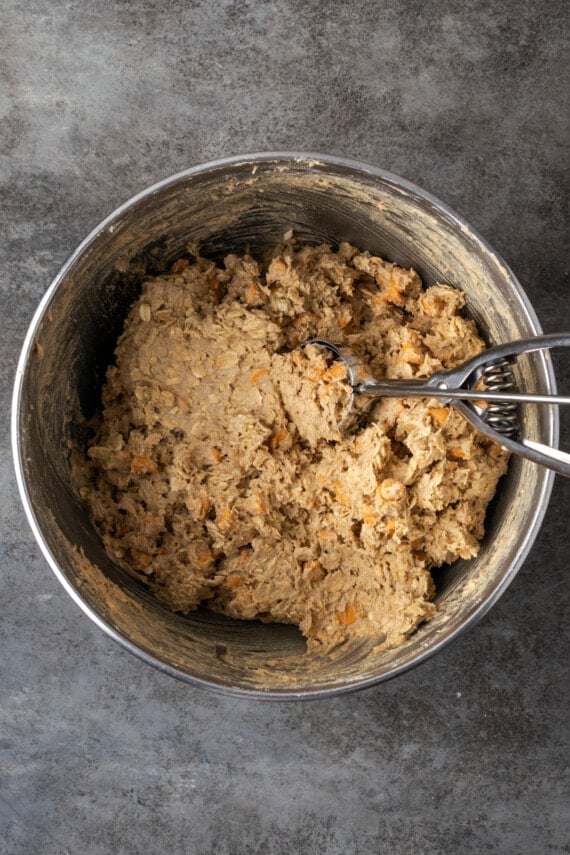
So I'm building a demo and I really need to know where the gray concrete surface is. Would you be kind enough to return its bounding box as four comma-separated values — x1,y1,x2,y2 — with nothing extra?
1,1,569,853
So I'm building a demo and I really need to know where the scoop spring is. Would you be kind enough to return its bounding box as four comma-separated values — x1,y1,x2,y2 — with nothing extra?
479,359,519,439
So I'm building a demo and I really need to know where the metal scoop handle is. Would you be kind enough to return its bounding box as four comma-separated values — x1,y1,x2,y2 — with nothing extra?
308,334,570,405
432,332,570,389
353,380,570,406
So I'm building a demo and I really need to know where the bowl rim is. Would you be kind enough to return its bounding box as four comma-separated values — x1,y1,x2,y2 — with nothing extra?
11,151,558,699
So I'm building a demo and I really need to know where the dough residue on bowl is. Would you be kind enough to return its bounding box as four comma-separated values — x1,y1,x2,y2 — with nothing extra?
74,239,509,652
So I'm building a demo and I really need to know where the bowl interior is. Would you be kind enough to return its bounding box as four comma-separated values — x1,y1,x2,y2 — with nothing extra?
14,156,555,697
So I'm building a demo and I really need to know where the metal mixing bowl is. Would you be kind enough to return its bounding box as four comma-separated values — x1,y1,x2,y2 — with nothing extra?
12,153,557,698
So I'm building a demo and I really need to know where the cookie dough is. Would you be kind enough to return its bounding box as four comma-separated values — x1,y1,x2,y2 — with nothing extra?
75,240,509,652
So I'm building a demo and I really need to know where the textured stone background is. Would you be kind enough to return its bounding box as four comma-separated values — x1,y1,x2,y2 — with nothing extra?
1,1,568,853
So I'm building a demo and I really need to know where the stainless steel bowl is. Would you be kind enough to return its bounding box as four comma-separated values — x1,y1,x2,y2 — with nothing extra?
12,153,557,698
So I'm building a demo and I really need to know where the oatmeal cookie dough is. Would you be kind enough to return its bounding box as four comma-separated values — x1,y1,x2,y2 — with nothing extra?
75,240,509,652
